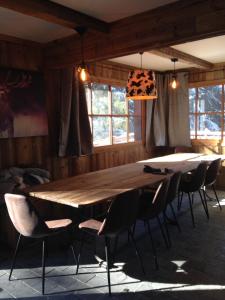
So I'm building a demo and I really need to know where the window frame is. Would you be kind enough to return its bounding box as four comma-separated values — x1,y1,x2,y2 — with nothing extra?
189,83,225,140
86,82,144,148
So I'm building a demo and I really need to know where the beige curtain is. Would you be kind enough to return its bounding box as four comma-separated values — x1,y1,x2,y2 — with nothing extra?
58,67,93,157
146,72,190,151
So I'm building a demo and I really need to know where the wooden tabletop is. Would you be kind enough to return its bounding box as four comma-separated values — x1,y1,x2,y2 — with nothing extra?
26,154,201,208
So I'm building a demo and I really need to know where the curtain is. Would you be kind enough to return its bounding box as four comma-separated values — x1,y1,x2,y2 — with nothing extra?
146,72,190,151
58,67,93,157
167,72,190,147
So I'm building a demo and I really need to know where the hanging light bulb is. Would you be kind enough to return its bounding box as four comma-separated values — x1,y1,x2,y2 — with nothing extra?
78,63,88,82
171,75,177,89
76,26,89,82
171,58,178,89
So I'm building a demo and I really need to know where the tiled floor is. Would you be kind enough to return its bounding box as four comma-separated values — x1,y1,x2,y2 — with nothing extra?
1,190,225,299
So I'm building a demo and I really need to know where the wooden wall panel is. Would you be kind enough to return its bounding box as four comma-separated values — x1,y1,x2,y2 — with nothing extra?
0,41,149,180
189,64,225,86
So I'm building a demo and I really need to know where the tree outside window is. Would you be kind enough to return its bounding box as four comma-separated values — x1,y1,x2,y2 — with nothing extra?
189,85,224,139
85,83,142,147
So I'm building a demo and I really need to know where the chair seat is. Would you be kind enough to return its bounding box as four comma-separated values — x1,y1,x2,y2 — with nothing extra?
79,219,102,231
45,219,72,229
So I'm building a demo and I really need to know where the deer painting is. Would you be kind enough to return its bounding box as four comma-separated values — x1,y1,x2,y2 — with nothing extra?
0,68,47,138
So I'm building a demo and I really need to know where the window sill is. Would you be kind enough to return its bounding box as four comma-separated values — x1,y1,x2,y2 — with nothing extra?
93,141,143,153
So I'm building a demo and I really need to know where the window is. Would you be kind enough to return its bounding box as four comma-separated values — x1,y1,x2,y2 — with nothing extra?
189,85,225,139
85,83,142,147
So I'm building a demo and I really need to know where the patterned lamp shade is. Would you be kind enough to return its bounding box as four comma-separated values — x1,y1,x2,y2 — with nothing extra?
126,69,157,100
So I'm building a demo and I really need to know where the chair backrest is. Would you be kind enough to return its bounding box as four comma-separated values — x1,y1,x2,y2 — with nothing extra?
4,193,49,237
166,172,182,204
98,190,139,237
150,177,170,216
181,162,208,192
204,158,221,186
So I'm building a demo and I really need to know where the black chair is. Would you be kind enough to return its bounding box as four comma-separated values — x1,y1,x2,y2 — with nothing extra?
77,190,145,296
165,172,182,233
4,193,77,295
178,162,209,227
202,158,222,210
137,178,170,269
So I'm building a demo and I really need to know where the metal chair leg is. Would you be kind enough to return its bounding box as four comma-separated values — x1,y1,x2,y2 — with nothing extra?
188,192,195,228
212,184,222,210
42,239,46,295
177,191,183,211
146,221,158,270
156,215,169,249
112,235,119,263
169,202,181,232
199,190,209,219
105,237,111,296
163,212,171,248
70,245,78,266
9,234,22,280
76,236,84,275
128,230,145,275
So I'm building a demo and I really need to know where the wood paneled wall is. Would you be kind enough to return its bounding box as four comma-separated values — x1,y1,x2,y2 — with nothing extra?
189,64,225,86
0,41,149,179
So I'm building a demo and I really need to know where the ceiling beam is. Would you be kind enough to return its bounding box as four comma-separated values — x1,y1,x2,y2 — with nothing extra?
0,0,110,33
150,47,213,69
44,0,225,68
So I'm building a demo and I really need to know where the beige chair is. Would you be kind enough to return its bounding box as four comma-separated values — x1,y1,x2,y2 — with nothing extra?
4,193,77,295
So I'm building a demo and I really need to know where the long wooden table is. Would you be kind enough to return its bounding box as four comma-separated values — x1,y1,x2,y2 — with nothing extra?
26,153,207,208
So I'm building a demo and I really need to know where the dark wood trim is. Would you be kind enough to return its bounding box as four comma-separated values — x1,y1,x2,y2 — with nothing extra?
44,0,225,68
0,33,43,47
0,0,110,33
150,47,213,69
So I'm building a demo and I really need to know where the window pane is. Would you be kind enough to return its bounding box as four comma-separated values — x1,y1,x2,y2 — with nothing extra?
92,83,109,114
189,114,195,138
85,84,91,114
197,114,221,139
112,117,127,144
129,117,142,142
112,86,126,114
189,88,196,113
128,100,141,115
93,117,110,146
198,86,222,113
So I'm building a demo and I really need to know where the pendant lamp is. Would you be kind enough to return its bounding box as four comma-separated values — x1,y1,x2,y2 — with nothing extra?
76,26,89,82
126,52,157,100
171,58,178,89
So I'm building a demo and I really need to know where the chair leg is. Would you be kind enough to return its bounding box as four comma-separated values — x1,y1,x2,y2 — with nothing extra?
42,239,46,295
70,245,78,266
128,230,145,275
177,191,183,211
112,235,119,263
76,235,84,275
163,212,171,248
199,190,209,219
146,221,158,270
9,234,22,280
156,215,169,249
188,192,195,228
169,203,181,232
212,184,222,210
104,237,111,296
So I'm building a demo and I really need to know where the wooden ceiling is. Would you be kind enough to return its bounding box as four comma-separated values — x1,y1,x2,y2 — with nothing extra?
0,0,225,69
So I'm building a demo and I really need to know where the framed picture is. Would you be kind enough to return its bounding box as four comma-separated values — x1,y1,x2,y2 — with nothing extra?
0,67,48,138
